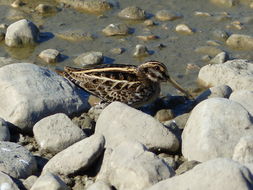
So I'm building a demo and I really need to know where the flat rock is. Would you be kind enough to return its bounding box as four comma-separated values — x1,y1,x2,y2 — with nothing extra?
33,113,86,154
0,142,37,179
198,59,253,90
102,23,129,36
104,141,175,190
56,0,112,13
5,19,40,47
147,158,253,190
0,171,20,190
195,46,223,56
38,49,61,63
226,34,253,50
0,63,89,132
56,30,94,41
42,134,105,176
118,6,146,20
195,85,233,103
0,118,10,141
95,102,180,152
182,98,253,162
30,173,69,190
229,90,253,115
233,136,253,164
210,0,237,7
155,10,183,21
74,51,103,66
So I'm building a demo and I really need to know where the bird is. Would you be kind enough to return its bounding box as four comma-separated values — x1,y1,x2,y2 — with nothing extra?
57,60,193,108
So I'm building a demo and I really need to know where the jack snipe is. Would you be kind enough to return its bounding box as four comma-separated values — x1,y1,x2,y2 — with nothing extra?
57,61,193,107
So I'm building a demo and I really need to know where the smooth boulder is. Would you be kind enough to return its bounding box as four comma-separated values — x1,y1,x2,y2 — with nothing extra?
0,63,89,132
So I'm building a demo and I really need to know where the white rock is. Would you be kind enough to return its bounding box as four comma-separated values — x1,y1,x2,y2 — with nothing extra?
198,59,253,91
0,142,37,178
5,19,40,47
233,136,253,164
107,141,174,190
0,63,89,132
33,113,86,153
229,90,253,115
175,24,194,35
133,44,150,57
195,85,232,103
42,134,105,176
226,34,253,50
87,181,112,190
209,51,228,64
118,6,146,20
38,49,60,63
74,51,103,66
30,173,69,190
0,171,20,190
102,23,129,36
147,158,253,190
22,175,38,190
182,98,253,162
95,102,179,152
0,118,10,141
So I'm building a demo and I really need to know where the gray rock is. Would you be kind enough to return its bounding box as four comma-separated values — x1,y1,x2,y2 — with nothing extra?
56,0,112,13
38,49,61,63
74,51,103,66
0,63,89,132
209,51,228,64
0,118,10,141
158,153,177,169
226,34,253,50
0,141,37,179
172,113,190,130
5,19,40,47
102,23,129,36
42,134,105,176
35,4,58,14
147,158,253,190
106,141,175,190
195,85,233,103
87,181,112,190
155,10,183,21
56,30,94,41
198,59,253,91
22,175,38,190
0,171,20,190
175,160,200,175
31,173,69,190
154,109,175,122
118,6,146,20
133,44,150,57
229,90,253,115
95,102,180,152
212,29,229,41
33,113,86,154
233,136,253,164
182,98,253,162
195,46,223,56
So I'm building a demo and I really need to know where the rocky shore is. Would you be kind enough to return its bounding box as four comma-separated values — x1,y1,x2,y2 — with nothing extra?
0,0,253,190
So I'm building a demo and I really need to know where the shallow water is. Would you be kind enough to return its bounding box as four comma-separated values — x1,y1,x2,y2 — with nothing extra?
0,0,253,96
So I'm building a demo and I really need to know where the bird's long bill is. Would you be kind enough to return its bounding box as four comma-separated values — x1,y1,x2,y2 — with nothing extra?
167,76,193,99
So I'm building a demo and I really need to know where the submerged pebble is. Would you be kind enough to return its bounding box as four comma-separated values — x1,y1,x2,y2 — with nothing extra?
155,10,183,21
74,51,103,66
56,30,94,41
118,6,146,20
35,4,58,14
39,49,61,63
175,24,194,35
226,34,253,50
102,23,129,36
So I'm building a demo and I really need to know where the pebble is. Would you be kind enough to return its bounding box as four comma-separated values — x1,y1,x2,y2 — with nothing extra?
158,153,177,169
30,173,70,190
212,29,229,41
0,63,89,132
11,0,25,8
0,141,37,178
56,30,94,41
147,158,253,190
172,113,190,130
110,47,125,55
175,160,200,175
182,98,253,162
155,10,183,21
226,20,243,30
206,40,221,46
143,19,155,26
136,34,159,41
22,175,38,190
74,51,103,66
95,102,180,152
175,24,194,35
226,34,253,50
209,51,228,64
198,59,253,91
210,0,237,7
42,134,105,176
101,141,175,190
154,109,175,122
0,118,10,141
56,0,112,13
195,46,223,56
194,11,211,17
133,44,150,57
102,23,129,36
71,112,95,135
0,171,20,190
38,49,61,63
233,136,253,164
229,90,253,115
118,6,146,20
35,4,58,14
33,113,87,154
5,19,40,47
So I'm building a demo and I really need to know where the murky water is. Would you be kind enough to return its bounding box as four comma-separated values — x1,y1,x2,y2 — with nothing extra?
0,0,253,96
